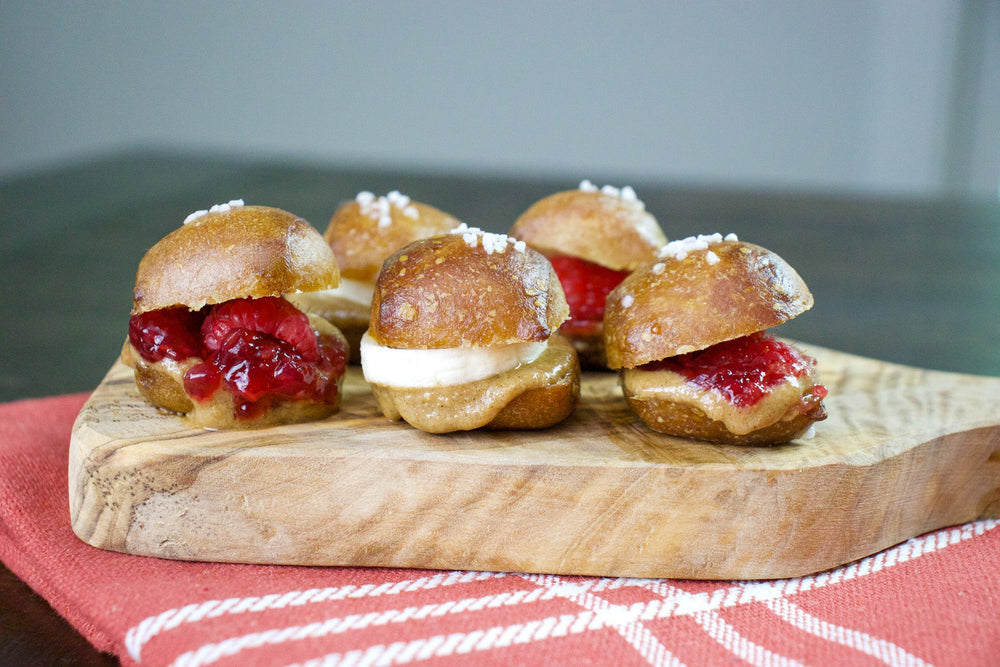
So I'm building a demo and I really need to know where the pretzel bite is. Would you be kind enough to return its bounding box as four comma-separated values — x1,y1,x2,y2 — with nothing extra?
121,201,349,429
361,225,580,433
604,234,827,445
509,180,666,368
286,191,462,360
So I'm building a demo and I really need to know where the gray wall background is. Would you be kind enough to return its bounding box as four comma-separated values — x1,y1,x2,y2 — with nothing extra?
3,1,998,198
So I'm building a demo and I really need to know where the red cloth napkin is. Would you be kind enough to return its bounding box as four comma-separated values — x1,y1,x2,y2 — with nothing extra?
1,394,998,667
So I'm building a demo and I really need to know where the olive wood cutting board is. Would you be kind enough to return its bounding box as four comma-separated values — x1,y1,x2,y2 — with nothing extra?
69,344,1000,580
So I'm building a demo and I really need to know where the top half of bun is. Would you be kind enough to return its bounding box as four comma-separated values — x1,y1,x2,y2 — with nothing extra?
370,227,569,349
604,236,813,369
509,184,666,271
326,192,462,283
132,203,339,314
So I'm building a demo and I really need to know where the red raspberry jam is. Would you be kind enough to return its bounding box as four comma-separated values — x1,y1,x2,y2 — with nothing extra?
128,297,347,419
548,255,630,335
643,332,827,408
201,296,320,361
128,306,206,362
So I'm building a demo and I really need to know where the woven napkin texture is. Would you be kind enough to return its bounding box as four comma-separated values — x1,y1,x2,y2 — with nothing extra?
0,393,997,667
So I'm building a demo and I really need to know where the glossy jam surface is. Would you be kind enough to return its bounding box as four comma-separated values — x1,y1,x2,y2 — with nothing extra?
644,332,827,408
201,296,321,361
128,306,205,362
128,297,347,419
548,255,630,335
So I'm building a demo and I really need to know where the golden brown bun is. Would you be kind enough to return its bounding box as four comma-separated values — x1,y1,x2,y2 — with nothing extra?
620,377,827,445
326,195,462,282
369,335,580,433
370,230,569,349
303,193,461,363
509,188,666,270
121,316,347,429
604,240,813,369
120,340,195,413
132,205,338,314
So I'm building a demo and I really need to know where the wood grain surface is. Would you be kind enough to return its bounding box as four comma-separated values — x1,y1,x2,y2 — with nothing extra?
69,344,1000,580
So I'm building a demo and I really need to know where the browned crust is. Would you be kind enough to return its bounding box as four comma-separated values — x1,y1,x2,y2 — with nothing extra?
370,233,569,348
509,189,666,270
622,385,827,446
132,205,339,314
485,373,580,430
604,241,813,369
326,198,462,282
120,341,194,413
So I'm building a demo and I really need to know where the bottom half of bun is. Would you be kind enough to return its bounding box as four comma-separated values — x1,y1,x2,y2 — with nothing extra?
120,316,347,430
620,366,827,446
369,335,580,433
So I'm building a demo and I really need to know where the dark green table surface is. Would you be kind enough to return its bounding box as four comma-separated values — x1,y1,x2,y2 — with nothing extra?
1,150,999,663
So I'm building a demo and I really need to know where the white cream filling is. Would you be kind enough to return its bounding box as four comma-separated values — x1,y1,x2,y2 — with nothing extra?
307,278,376,307
360,331,547,388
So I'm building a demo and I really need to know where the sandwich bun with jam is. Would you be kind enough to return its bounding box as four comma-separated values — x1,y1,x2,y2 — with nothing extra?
121,201,349,429
604,233,827,445
509,180,667,369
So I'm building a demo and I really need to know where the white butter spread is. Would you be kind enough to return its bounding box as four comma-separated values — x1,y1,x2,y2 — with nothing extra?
360,331,547,388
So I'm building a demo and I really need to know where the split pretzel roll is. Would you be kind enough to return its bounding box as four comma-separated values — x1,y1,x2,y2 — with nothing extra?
121,201,349,429
361,225,580,433
509,181,666,369
286,191,462,361
604,234,827,445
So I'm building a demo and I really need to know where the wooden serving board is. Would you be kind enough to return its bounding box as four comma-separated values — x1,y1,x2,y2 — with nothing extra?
69,344,1000,580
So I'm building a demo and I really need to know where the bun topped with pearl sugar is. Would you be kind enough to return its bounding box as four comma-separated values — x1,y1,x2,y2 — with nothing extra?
361,225,580,433
286,190,463,361
604,234,827,445
370,225,568,349
604,234,813,368
509,181,667,369
123,201,349,429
